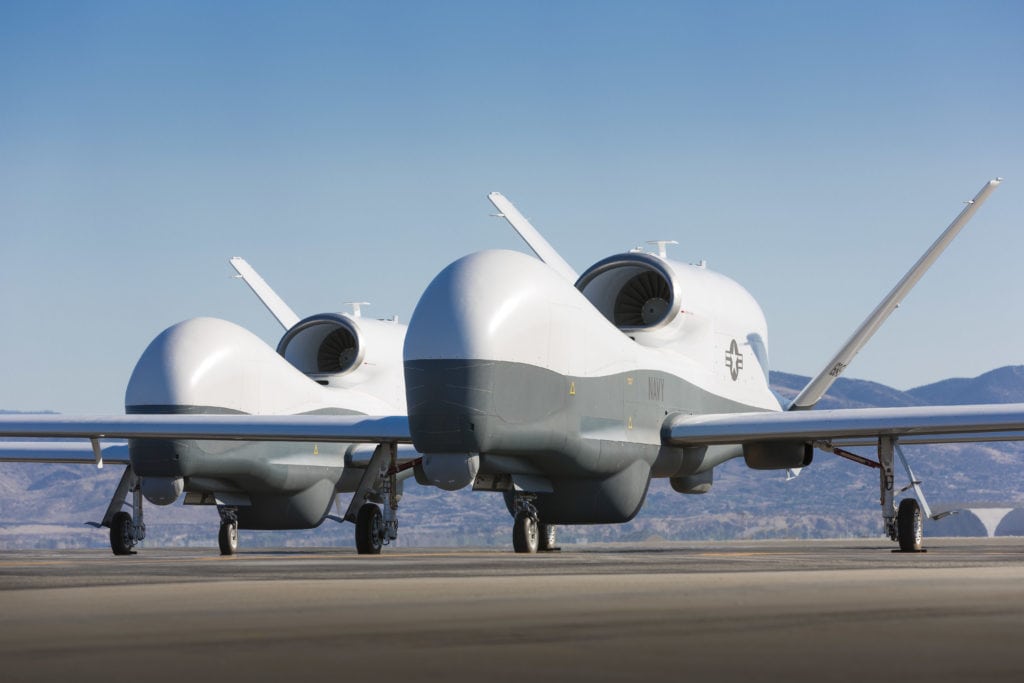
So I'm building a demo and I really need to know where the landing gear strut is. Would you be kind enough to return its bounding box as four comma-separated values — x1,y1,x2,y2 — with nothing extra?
103,466,145,556
513,510,539,553
538,523,558,552
821,436,930,553
511,494,541,554
896,498,923,552
355,503,384,554
218,506,239,556
878,436,925,553
109,511,135,555
345,442,401,554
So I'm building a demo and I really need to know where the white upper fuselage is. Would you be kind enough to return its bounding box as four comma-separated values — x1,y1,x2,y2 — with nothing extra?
405,249,780,417
126,316,407,416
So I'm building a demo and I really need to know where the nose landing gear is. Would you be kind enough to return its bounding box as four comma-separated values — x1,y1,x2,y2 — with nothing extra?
511,494,559,553
218,506,239,556
102,466,145,556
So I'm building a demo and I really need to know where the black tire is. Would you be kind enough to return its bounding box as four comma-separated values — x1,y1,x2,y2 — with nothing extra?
512,511,539,554
355,504,383,555
538,523,557,551
218,521,239,556
109,511,135,556
897,498,923,552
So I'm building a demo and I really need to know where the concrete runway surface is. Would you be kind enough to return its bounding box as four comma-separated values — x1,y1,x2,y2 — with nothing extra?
1,538,1023,682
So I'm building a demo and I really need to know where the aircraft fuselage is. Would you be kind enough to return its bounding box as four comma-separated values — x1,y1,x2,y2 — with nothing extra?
404,249,780,523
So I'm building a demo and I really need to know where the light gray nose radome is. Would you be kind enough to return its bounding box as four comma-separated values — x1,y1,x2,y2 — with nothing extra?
124,317,329,479
404,250,573,364
125,317,325,415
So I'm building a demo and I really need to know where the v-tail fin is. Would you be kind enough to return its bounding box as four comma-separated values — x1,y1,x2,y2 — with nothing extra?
488,192,579,283
789,178,1003,411
229,257,301,330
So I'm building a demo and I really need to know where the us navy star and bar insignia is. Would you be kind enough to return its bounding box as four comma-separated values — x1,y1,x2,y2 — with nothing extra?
725,339,743,381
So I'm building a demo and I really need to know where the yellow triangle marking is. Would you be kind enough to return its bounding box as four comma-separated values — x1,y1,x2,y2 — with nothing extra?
569,381,576,396
313,444,319,455
628,416,633,430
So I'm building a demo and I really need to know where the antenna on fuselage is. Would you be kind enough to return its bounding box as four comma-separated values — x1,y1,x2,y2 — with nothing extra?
646,240,678,259
345,302,370,318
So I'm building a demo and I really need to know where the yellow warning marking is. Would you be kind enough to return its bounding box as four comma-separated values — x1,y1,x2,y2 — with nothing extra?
313,444,319,455
569,381,576,396
626,376,633,385
627,416,633,430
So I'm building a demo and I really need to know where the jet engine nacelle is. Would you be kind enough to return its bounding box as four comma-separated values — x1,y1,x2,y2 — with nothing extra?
576,252,684,346
277,313,406,394
575,251,769,364
742,441,814,470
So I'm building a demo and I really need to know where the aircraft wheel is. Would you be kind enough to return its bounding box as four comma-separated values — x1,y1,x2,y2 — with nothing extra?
355,503,383,555
218,520,239,556
109,511,135,556
512,511,539,554
896,498,923,552
538,523,557,552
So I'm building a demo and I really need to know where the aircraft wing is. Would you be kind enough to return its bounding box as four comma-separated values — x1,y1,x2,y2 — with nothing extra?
0,414,411,444
0,442,131,464
664,403,1024,446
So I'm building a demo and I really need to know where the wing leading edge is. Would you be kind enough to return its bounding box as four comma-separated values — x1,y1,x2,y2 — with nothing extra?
664,403,1024,446
0,414,411,444
0,442,131,464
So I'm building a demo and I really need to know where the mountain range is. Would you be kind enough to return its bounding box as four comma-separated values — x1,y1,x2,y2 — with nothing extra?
3,367,1024,550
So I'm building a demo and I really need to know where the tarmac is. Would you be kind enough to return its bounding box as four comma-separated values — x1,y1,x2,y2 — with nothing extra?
1,537,1023,682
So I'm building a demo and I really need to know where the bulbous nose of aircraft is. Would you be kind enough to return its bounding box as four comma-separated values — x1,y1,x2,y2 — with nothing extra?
404,250,591,455
404,249,570,365
126,317,272,413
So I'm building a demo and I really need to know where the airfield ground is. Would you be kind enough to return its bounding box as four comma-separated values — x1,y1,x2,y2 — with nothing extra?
1,538,1022,682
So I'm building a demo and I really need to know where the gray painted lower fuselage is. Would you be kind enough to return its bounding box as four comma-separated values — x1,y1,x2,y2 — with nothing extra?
406,359,765,524
126,404,360,529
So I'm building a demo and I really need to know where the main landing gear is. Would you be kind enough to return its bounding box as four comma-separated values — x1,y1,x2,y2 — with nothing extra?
511,494,558,554
218,506,239,556
344,442,402,555
878,436,925,552
100,466,146,556
355,503,384,554
821,435,929,553
896,498,923,553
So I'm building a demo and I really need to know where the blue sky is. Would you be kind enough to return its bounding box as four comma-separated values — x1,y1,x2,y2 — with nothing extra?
1,1,1022,413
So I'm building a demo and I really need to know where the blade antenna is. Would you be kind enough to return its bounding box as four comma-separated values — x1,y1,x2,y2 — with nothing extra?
229,257,301,330
488,192,579,283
